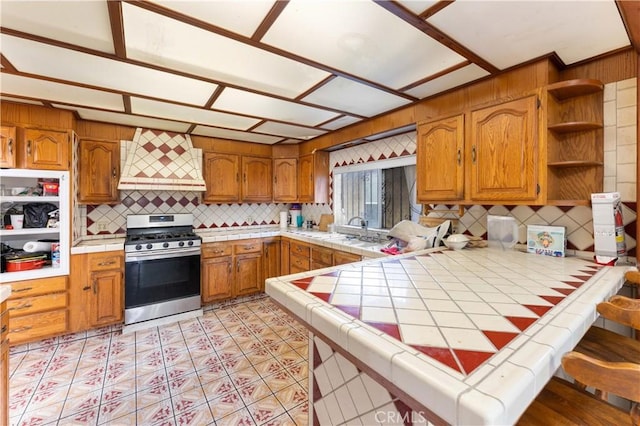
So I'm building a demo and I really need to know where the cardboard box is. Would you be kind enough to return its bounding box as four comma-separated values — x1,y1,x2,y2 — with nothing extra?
527,225,566,257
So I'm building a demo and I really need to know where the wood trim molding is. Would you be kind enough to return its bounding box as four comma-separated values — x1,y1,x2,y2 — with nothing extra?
616,1,640,54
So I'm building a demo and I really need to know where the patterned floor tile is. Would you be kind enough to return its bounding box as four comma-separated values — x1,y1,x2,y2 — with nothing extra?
8,296,310,426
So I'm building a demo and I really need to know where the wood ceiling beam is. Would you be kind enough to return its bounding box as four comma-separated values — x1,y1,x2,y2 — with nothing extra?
0,54,17,73
107,0,127,58
252,0,289,41
374,0,500,74
616,0,640,53
419,0,455,20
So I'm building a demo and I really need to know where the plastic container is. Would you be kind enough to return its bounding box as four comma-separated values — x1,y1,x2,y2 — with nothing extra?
51,242,60,268
10,214,24,229
487,215,518,250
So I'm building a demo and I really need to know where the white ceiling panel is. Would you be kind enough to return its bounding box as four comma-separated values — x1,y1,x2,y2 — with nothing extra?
0,35,218,106
122,3,330,98
152,0,277,38
0,0,114,53
253,122,327,140
0,74,124,111
405,64,490,99
429,1,630,69
262,0,466,89
130,98,260,130
321,115,363,131
302,77,411,118
1,97,44,106
192,125,282,145
214,88,339,126
54,106,191,134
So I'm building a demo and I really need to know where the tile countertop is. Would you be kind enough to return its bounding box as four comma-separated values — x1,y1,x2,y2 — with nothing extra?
265,248,630,425
71,226,387,258
0,285,10,303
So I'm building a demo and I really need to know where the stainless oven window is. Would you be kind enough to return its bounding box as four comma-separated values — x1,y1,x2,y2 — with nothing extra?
125,254,200,309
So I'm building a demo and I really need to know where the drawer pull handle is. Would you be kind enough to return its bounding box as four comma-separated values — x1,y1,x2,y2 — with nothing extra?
112,168,117,178
244,246,255,250
8,138,12,154
93,279,97,294
83,286,91,291
11,326,32,333
27,140,32,156
10,303,33,311
1,325,6,334
98,261,116,266
457,149,461,165
13,287,33,293
471,145,476,163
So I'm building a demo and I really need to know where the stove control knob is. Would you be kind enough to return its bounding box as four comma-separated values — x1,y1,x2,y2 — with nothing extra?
163,242,169,248
188,240,194,246
146,243,153,250
179,241,185,247
135,244,142,251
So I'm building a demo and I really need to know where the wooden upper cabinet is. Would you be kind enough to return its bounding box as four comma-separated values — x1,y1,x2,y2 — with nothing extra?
22,128,69,170
273,158,298,202
79,139,120,204
469,95,539,202
241,156,272,202
0,126,16,168
417,115,464,202
298,152,329,203
204,152,240,203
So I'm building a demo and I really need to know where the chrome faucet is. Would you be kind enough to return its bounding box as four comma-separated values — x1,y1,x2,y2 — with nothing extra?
347,216,367,228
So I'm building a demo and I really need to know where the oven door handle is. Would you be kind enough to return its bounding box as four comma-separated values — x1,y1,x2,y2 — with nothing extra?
125,248,201,262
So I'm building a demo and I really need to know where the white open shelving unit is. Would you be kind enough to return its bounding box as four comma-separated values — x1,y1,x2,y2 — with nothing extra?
0,169,70,282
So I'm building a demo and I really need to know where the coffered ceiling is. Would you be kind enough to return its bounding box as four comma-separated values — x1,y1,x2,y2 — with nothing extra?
0,1,636,145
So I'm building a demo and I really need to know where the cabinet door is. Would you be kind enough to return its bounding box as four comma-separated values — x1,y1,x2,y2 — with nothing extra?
235,254,262,296
334,250,362,266
242,156,273,202
469,96,539,201
201,257,233,302
90,269,123,326
263,239,281,280
79,139,120,204
297,154,314,202
23,128,69,170
417,115,464,202
280,239,291,276
0,126,16,168
273,158,298,202
203,153,240,203
1,304,8,426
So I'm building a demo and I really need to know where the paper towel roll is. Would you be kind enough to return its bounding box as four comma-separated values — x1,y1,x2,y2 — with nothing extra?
23,241,52,252
280,211,288,229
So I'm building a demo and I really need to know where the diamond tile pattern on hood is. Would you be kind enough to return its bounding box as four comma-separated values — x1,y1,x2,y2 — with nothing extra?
118,128,206,191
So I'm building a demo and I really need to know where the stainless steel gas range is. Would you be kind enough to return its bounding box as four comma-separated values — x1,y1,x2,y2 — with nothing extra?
124,214,201,325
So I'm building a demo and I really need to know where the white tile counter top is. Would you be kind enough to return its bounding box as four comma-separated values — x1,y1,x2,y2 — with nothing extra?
265,248,630,425
71,237,126,254
0,285,11,303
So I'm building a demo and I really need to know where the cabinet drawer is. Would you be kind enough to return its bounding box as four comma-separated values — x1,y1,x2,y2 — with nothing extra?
290,253,310,271
311,246,333,266
9,276,67,299
202,243,232,258
88,253,123,271
234,239,261,255
290,241,310,257
7,293,67,317
334,251,362,265
9,309,67,344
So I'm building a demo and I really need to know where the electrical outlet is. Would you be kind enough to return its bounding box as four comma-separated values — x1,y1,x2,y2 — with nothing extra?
247,216,253,224
96,221,108,231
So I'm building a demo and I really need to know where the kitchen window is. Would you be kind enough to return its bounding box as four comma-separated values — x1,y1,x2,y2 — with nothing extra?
333,156,419,230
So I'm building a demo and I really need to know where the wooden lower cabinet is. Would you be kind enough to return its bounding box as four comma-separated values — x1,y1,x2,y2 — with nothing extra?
333,250,362,265
201,239,264,302
311,245,333,270
263,238,281,280
282,238,364,274
280,239,291,275
1,300,8,426
290,241,311,274
7,276,68,345
69,252,123,332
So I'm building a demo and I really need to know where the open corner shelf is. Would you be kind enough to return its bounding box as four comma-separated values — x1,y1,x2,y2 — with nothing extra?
547,79,604,101
547,160,604,168
547,121,603,134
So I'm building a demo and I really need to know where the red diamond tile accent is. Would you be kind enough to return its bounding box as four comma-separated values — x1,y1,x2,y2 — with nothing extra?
524,305,552,317
159,155,172,166
323,271,339,277
151,197,164,207
313,343,324,370
178,197,190,207
552,288,575,296
121,196,135,207
334,305,360,319
310,293,331,303
363,322,401,340
571,275,592,282
563,281,585,288
157,143,171,154
142,141,155,152
540,295,564,305
454,349,493,375
483,331,518,350
135,171,147,178
137,197,150,207
165,197,177,207
411,346,461,373
505,316,537,332
174,145,186,155
291,278,313,291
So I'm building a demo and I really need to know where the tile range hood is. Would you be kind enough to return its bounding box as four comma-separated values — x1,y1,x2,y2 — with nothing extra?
118,128,206,192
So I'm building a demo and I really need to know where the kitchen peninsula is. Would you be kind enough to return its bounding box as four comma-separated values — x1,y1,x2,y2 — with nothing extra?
265,248,629,425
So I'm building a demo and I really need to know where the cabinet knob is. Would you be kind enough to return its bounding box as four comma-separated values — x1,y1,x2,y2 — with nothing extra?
112,168,117,178
471,145,476,164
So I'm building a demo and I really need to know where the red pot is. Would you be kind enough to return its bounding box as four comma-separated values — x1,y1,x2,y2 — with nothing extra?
5,255,47,272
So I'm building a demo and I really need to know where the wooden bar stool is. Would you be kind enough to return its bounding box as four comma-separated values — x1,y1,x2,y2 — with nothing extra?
518,352,640,425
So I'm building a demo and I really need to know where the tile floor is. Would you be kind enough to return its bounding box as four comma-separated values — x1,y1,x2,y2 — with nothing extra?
8,295,310,426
